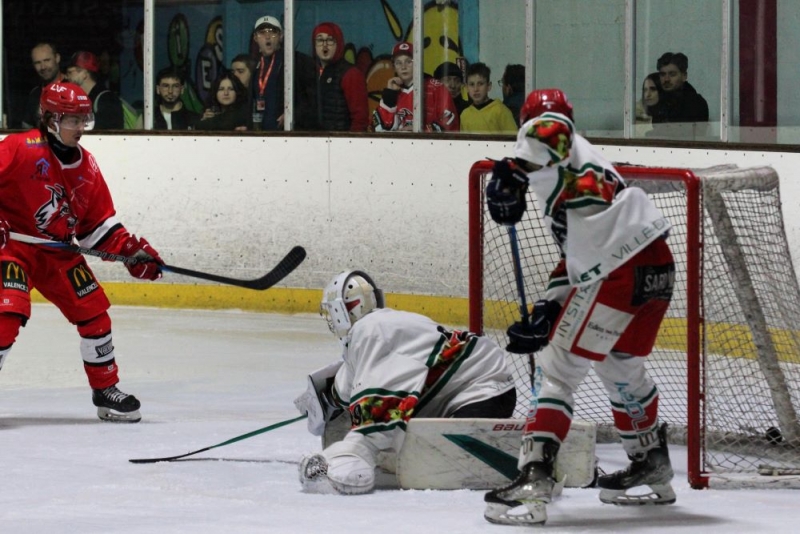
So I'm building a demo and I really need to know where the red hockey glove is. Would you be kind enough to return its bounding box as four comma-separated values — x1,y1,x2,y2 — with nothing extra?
120,235,164,281
0,217,9,248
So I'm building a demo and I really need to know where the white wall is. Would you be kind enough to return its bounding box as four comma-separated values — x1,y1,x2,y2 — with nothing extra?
38,134,800,297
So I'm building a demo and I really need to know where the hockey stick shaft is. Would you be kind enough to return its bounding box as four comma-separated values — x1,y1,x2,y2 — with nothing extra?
507,225,529,321
9,232,306,291
129,414,308,464
507,225,537,377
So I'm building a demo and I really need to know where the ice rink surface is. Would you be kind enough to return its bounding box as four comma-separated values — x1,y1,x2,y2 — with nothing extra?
1,304,798,533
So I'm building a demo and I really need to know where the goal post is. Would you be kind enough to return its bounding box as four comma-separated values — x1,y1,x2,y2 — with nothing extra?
468,160,800,489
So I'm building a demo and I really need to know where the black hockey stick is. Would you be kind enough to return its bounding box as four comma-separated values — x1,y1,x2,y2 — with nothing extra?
507,225,537,377
129,414,307,464
9,232,306,291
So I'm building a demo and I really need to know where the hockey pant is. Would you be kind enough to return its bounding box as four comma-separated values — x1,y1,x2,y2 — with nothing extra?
0,247,120,389
519,239,674,467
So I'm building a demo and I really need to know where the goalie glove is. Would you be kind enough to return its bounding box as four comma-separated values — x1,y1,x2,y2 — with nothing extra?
506,299,562,354
294,360,344,436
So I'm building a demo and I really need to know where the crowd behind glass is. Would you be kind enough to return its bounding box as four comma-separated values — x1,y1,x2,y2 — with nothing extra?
2,1,775,145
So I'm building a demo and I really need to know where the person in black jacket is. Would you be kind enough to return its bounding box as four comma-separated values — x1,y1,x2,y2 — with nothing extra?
65,51,124,130
153,67,200,130
195,72,250,131
312,22,368,131
650,52,709,138
250,15,317,131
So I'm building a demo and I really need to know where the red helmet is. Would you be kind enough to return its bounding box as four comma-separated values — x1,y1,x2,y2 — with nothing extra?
519,88,573,124
40,82,92,116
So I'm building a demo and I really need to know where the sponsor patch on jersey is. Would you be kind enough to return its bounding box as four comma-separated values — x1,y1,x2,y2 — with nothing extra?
30,157,51,181
25,135,46,147
1,261,29,292
67,262,99,298
632,264,675,306
95,339,114,358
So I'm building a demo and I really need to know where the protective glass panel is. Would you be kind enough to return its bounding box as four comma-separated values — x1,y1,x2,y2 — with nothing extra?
634,0,722,141
536,0,626,139
3,1,144,131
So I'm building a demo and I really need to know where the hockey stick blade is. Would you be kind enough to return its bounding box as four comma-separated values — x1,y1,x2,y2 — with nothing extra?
129,414,307,464
9,232,306,291
160,246,306,290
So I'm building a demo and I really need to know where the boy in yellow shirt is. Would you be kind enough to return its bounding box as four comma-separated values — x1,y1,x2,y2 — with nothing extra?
460,63,517,134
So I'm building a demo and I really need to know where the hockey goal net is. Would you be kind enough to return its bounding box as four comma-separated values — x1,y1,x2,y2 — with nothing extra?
468,160,800,489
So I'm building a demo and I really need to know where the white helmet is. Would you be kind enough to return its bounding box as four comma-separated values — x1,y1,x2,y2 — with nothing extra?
320,271,385,341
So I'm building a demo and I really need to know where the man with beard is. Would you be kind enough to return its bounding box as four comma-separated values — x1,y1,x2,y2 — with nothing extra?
153,67,199,130
21,42,64,129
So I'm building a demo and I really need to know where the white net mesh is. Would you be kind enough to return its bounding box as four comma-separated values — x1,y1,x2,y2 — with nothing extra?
471,163,800,485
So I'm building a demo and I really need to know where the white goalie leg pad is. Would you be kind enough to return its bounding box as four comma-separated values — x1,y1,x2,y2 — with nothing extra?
300,440,377,495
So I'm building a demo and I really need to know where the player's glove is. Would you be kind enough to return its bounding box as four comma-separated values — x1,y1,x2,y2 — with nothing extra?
506,299,562,354
120,235,164,281
0,217,9,248
486,158,529,226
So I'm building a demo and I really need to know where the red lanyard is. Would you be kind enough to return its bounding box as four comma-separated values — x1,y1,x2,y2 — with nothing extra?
258,55,276,98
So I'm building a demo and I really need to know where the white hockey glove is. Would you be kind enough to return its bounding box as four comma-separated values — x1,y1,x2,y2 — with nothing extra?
294,360,344,436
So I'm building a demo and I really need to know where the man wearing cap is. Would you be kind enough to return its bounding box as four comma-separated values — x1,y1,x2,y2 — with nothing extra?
372,42,459,132
434,61,470,115
66,51,124,130
251,15,317,131
21,42,65,129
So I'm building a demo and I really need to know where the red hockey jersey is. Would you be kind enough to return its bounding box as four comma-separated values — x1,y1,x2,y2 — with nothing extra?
0,130,119,246
373,78,460,132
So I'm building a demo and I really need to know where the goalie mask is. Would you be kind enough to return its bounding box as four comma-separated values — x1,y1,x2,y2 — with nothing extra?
321,271,385,342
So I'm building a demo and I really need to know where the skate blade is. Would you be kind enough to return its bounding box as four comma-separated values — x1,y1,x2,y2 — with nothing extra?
97,407,141,423
484,501,547,526
599,483,676,506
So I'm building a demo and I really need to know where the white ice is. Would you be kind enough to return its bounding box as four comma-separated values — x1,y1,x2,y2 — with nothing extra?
1,304,798,533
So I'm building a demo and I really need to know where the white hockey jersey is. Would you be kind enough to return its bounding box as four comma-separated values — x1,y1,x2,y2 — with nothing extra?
332,308,515,455
516,116,672,288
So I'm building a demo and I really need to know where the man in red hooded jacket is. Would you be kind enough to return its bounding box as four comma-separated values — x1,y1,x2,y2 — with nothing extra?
312,22,369,132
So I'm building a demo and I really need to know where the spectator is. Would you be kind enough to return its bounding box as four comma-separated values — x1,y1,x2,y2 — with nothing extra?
154,66,200,130
21,42,65,129
0,82,163,423
372,42,459,132
195,72,250,131
500,64,525,125
251,15,317,131
434,61,470,115
312,22,369,132
651,52,709,137
635,72,664,137
230,54,256,90
460,63,516,134
296,270,516,495
65,51,124,130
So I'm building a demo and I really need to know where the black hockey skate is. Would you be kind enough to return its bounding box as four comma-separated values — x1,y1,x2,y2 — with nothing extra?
598,422,676,505
484,442,560,526
92,385,141,423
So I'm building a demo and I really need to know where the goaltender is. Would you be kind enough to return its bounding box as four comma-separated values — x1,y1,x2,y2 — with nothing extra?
294,270,516,495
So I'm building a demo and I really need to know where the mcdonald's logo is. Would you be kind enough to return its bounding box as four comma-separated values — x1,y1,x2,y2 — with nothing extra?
1,261,28,292
68,262,99,298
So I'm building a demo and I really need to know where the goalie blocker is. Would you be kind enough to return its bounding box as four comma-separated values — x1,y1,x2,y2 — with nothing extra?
322,414,597,490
